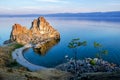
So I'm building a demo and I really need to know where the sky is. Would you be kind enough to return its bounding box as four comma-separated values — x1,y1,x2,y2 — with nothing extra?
0,0,120,14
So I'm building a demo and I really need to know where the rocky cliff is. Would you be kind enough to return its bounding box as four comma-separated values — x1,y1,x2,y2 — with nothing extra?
9,17,60,45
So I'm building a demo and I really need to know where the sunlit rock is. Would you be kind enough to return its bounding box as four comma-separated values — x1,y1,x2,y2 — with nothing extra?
7,16,60,45
10,24,32,44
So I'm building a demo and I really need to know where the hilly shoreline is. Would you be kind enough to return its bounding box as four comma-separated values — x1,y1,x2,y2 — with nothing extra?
0,11,120,18
1,11,120,22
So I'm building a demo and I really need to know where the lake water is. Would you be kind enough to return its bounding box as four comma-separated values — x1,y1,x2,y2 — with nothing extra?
0,17,120,68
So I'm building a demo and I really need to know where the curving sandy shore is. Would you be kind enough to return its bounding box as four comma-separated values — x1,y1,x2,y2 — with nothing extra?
12,44,46,71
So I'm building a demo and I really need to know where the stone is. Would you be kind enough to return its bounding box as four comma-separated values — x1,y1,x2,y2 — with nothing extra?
6,16,60,45
56,58,120,74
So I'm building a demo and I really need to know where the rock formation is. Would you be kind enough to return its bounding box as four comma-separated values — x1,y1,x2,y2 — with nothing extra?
10,24,32,44
8,16,60,45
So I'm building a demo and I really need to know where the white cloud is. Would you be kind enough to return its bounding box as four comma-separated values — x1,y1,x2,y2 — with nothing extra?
35,0,67,3
0,7,14,10
21,6,41,10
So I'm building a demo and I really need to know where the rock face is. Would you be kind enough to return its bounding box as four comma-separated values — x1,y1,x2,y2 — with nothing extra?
10,24,32,44
9,17,60,44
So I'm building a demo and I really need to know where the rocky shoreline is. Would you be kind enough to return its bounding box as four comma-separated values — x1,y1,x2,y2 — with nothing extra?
12,43,120,73
12,44,120,79
56,58,120,73
56,58,120,79
0,42,120,80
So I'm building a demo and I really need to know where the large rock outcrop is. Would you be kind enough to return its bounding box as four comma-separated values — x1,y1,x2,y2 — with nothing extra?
9,17,60,45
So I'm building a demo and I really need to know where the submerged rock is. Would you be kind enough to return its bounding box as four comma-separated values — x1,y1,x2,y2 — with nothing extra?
6,16,60,45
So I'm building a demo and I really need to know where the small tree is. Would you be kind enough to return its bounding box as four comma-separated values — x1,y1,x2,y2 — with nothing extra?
94,42,108,59
68,38,87,76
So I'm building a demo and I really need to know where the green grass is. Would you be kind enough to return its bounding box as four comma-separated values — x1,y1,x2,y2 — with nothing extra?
8,43,24,50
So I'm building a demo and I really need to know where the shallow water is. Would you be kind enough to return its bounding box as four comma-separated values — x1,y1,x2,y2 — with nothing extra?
0,17,120,67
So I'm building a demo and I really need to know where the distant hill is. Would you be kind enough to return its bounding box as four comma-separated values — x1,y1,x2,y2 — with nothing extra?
0,11,120,22
0,11,120,17
46,11,120,17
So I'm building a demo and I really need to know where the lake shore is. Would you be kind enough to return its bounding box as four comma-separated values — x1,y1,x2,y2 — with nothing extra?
0,43,71,80
1,43,120,80
12,44,46,71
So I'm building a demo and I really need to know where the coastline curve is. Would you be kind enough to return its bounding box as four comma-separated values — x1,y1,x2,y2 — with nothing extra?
12,44,47,71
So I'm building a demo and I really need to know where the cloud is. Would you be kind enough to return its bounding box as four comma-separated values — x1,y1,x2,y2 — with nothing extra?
35,0,67,3
21,6,41,10
108,3,120,6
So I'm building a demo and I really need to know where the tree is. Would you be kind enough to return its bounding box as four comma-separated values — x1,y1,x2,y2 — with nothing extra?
68,38,87,76
94,42,108,59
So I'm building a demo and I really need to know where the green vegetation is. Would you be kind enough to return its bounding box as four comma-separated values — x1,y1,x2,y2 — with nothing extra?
90,59,96,65
7,43,24,58
94,42,108,59
0,42,24,68
8,43,24,50
6,60,21,67
68,38,87,77
67,39,109,76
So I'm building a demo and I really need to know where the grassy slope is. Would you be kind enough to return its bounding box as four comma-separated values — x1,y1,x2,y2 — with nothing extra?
0,43,23,67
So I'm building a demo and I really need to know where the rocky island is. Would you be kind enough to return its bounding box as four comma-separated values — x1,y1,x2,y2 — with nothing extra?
5,16,60,46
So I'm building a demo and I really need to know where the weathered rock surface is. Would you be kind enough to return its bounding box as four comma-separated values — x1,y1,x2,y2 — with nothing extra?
56,58,120,74
9,16,60,45
56,58,120,80
10,24,32,44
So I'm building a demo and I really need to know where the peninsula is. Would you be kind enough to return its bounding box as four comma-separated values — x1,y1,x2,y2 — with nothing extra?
3,16,61,71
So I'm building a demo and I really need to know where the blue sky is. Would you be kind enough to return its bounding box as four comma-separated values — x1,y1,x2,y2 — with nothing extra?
0,0,120,14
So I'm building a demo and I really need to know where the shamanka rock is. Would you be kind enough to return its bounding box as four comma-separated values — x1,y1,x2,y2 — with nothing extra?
8,16,60,45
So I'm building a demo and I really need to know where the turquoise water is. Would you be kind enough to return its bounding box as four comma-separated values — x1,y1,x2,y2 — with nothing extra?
0,17,120,67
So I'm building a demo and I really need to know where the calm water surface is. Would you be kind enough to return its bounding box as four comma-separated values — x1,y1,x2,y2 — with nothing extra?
0,17,120,67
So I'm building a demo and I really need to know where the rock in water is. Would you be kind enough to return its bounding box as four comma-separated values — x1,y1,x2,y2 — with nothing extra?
9,16,60,44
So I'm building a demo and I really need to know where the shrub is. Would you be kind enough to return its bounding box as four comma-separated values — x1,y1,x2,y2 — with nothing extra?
90,59,96,65
94,42,108,59
68,38,87,79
